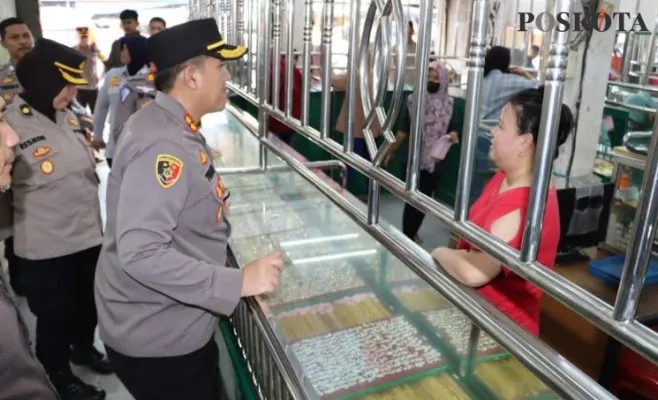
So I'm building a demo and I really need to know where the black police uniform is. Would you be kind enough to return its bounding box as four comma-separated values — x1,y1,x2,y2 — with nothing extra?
7,38,110,400
97,19,247,400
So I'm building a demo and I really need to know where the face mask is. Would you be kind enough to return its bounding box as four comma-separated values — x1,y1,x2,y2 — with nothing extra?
427,81,440,93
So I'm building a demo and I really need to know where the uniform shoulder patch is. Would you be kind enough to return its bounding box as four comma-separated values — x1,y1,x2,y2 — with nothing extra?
155,154,184,188
20,104,32,116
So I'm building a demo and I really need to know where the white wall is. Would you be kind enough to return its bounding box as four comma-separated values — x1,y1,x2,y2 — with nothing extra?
0,0,16,65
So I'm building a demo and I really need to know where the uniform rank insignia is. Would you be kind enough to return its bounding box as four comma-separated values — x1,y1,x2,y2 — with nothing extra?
32,146,51,158
198,149,208,166
155,154,183,188
20,105,32,116
184,113,199,133
2,76,13,84
120,86,131,103
215,178,225,199
216,203,224,223
40,159,54,175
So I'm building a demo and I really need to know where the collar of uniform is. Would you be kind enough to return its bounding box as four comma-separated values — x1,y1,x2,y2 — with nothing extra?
154,92,202,136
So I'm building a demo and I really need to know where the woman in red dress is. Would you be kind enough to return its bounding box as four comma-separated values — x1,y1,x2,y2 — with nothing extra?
431,86,573,335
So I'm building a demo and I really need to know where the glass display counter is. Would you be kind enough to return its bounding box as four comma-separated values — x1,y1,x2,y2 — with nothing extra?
207,108,560,399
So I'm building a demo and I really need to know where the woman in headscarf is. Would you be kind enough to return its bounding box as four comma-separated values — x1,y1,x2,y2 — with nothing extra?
626,91,656,131
387,61,460,243
92,35,149,167
6,38,109,400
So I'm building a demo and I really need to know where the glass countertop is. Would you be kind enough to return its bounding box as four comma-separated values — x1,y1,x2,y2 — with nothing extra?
200,108,559,400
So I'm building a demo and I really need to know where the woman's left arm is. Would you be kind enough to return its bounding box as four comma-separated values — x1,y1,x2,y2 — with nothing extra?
431,209,522,287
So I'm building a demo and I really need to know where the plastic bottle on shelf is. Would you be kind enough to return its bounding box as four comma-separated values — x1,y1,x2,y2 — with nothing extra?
614,171,632,204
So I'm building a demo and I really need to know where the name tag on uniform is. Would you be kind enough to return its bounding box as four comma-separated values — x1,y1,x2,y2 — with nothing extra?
110,76,121,88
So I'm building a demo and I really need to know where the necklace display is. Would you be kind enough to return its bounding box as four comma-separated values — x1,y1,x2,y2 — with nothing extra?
290,316,445,398
275,293,391,342
424,308,502,357
393,285,451,313
358,373,472,400
475,357,553,399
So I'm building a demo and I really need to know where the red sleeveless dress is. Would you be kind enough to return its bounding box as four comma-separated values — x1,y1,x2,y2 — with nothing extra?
456,171,561,335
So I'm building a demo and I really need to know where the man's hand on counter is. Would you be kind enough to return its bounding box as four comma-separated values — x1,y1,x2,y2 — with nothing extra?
241,252,285,297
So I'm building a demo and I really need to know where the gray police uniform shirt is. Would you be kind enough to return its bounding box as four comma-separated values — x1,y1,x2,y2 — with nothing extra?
0,267,59,399
93,66,149,160
95,92,243,358
112,71,155,147
6,97,103,260
0,64,21,242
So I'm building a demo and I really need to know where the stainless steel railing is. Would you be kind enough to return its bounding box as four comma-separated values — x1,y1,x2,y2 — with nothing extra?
204,0,658,397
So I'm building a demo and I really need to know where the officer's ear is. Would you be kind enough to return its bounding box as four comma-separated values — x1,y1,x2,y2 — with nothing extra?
180,56,206,91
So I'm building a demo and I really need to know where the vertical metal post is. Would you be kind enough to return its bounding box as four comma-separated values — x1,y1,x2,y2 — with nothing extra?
641,11,658,86
320,0,335,139
284,0,295,117
405,0,434,192
461,325,481,380
301,0,313,126
519,0,572,262
234,0,245,86
257,0,271,169
246,0,254,94
343,0,361,153
613,119,658,321
272,0,283,112
621,32,635,83
453,0,487,222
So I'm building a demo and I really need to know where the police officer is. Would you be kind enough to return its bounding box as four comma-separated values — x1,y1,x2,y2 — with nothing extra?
0,17,32,297
95,19,284,400
92,35,149,168
0,95,59,400
6,38,110,400
109,71,155,164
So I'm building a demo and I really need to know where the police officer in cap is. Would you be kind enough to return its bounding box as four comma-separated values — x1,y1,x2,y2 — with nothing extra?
6,38,110,400
95,18,284,399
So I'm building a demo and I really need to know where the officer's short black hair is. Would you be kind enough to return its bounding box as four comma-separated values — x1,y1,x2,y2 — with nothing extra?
149,17,166,27
154,56,205,93
120,9,138,21
531,45,540,53
0,17,27,40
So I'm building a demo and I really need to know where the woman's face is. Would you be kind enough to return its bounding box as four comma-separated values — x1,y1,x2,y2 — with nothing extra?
52,85,78,110
428,67,440,82
0,97,18,188
149,21,165,36
490,103,534,169
120,44,131,65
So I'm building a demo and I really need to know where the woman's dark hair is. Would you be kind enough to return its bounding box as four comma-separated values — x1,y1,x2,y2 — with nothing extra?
507,86,574,159
484,46,511,77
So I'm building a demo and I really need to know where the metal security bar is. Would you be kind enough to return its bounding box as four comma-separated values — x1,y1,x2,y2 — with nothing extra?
203,0,658,397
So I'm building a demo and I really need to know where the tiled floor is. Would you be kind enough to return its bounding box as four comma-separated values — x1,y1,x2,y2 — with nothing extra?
5,112,450,400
